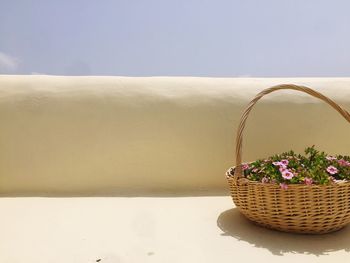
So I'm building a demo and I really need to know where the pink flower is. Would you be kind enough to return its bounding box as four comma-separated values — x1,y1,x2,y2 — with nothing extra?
304,177,313,185
252,168,259,173
338,159,350,167
326,156,337,161
273,161,287,170
327,166,339,175
279,167,287,173
280,183,288,190
282,170,294,180
280,159,289,166
272,161,281,166
261,177,269,183
241,163,249,171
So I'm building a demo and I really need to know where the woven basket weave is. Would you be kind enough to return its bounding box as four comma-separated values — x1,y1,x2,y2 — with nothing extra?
227,84,350,234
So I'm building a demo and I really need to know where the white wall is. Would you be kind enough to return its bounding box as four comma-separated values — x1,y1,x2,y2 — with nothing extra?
0,76,350,196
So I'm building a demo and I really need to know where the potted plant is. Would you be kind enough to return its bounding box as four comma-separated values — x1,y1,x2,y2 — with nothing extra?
226,84,350,234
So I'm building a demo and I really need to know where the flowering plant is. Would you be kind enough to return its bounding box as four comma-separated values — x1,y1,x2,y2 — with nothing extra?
241,146,350,189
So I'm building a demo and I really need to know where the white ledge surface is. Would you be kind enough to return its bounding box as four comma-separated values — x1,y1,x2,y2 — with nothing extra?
0,196,349,262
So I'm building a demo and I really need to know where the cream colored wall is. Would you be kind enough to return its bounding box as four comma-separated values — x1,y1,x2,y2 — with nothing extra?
0,76,349,196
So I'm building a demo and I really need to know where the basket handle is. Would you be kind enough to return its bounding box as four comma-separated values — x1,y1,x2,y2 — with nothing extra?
233,84,350,183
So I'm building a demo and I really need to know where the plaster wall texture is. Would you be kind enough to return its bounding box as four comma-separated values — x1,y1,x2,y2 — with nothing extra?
0,76,349,195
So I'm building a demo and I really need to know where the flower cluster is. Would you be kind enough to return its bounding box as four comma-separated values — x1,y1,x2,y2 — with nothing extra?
241,146,350,189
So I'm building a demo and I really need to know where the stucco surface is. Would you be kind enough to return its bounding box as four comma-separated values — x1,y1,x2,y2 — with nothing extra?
0,197,349,263
0,76,350,195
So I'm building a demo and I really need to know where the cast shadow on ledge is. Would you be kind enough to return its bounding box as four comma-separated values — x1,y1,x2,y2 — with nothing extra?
217,208,350,256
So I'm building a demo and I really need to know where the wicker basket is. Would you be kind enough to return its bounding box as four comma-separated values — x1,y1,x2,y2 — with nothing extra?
227,84,350,234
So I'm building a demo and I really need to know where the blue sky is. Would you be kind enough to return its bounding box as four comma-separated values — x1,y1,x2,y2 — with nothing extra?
1,0,350,77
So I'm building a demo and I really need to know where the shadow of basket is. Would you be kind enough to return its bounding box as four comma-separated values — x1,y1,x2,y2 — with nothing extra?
217,208,350,256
